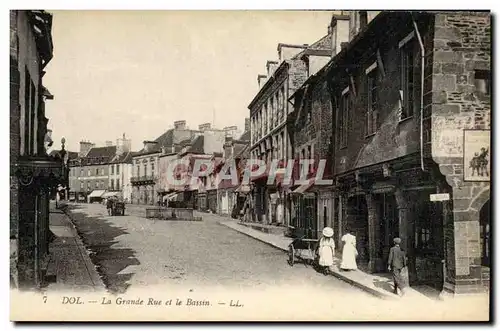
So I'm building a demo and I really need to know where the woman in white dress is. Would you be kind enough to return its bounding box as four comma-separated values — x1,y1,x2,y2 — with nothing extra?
318,227,335,275
340,229,358,271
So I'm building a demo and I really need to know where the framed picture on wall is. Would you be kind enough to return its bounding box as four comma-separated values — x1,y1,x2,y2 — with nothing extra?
463,130,490,182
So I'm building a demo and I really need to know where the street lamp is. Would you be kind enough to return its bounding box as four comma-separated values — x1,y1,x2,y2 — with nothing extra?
57,137,67,208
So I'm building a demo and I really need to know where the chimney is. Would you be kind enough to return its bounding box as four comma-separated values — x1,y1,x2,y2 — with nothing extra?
79,140,93,157
266,60,279,77
277,43,309,62
257,74,267,89
105,140,113,147
198,123,211,131
330,13,351,56
244,118,250,133
174,120,187,130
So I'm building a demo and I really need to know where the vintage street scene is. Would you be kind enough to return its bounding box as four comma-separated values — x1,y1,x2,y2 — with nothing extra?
9,10,491,321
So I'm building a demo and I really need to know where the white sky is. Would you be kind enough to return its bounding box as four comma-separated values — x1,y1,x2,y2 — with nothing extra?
43,10,334,152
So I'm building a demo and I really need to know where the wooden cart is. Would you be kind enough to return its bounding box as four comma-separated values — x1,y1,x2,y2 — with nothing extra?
288,237,319,267
108,199,125,216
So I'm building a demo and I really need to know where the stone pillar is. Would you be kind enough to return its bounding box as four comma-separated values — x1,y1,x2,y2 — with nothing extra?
395,188,417,284
394,188,410,252
365,193,380,273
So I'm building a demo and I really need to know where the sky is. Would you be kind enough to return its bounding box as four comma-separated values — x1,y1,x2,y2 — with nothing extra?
44,10,334,152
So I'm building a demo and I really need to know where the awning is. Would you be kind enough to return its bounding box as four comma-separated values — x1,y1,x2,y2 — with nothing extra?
88,190,106,198
102,191,121,198
164,192,179,201
291,178,315,194
235,184,251,193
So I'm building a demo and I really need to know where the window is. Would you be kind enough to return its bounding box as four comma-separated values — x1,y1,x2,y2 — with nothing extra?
88,169,91,176
95,181,99,189
338,89,350,148
111,179,114,190
87,182,91,191
116,179,120,190
137,165,140,177
400,41,415,120
474,70,491,96
151,162,155,177
96,168,99,176
143,164,147,177
23,68,37,155
80,182,83,190
366,64,379,136
80,169,83,176
111,165,115,175
116,164,120,175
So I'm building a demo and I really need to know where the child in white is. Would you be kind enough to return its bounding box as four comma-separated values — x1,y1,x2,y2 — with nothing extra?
318,227,335,275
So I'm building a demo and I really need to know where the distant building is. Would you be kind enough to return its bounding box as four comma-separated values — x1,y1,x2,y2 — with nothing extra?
108,134,133,202
248,19,337,226
68,141,117,203
133,120,198,205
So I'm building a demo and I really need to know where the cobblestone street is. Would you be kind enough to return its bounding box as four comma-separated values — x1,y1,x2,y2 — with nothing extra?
66,203,373,299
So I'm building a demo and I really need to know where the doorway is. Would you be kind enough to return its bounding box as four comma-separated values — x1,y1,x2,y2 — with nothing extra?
374,193,399,267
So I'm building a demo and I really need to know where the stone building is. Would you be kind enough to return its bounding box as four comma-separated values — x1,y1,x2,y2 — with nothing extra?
288,10,490,295
10,10,68,288
287,13,350,239
248,24,334,226
68,142,117,202
132,120,197,205
108,134,133,202
215,125,251,216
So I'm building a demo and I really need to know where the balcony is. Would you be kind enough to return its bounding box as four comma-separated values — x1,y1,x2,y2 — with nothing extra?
131,175,157,186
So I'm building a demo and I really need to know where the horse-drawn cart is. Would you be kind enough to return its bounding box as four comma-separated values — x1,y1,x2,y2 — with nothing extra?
107,198,125,216
288,237,319,267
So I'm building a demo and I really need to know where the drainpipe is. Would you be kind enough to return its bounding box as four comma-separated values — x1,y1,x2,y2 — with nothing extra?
411,14,427,173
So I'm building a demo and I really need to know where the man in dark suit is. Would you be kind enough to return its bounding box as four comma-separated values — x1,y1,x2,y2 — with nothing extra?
388,237,407,296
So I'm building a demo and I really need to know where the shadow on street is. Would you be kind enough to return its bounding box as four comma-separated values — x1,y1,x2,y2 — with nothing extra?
65,205,140,294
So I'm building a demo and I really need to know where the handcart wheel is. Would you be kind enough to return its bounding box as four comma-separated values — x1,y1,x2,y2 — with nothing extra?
288,245,295,266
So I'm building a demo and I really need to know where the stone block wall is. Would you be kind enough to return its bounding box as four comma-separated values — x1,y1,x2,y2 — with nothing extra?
430,11,491,294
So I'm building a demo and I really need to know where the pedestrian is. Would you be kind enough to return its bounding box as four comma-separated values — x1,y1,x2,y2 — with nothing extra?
388,237,407,296
340,228,358,271
106,198,113,216
318,227,335,275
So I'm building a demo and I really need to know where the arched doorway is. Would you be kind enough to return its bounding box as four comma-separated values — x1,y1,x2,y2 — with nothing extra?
480,199,490,267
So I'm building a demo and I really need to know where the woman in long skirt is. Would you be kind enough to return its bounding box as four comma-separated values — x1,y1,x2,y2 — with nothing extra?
340,229,358,271
318,227,335,275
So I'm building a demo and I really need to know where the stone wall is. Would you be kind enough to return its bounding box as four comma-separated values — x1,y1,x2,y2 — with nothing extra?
10,10,20,239
430,11,491,294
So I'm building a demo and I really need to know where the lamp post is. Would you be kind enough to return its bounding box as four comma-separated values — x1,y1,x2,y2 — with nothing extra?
57,137,67,207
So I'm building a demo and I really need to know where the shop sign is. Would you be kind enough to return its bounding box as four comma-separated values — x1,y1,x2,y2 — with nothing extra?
430,193,450,202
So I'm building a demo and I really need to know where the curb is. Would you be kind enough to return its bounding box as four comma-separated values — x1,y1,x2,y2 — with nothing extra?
57,206,107,291
217,221,290,252
217,220,397,300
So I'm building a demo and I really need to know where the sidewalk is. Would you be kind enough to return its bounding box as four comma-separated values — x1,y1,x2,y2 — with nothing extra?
218,218,437,301
45,203,106,292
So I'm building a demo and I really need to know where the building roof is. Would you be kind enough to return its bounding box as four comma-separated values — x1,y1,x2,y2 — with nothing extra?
86,146,116,159
110,151,134,164
249,32,332,110
238,130,251,142
187,135,205,154
49,150,78,160
135,128,199,157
